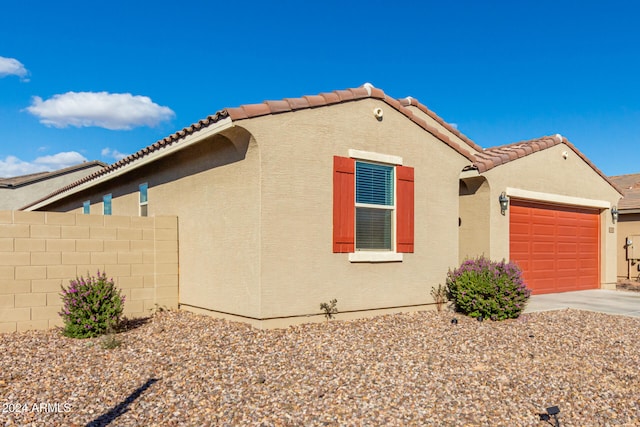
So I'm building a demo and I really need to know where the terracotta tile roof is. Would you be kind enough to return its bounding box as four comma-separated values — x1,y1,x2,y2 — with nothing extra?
609,173,640,210
398,97,483,153
469,134,623,196
22,84,477,210
1,161,107,188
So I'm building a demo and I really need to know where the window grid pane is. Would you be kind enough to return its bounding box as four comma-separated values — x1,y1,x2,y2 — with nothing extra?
355,162,393,206
356,207,392,250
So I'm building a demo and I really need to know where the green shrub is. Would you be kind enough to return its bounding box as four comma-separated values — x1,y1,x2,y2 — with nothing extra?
446,256,531,321
59,271,125,338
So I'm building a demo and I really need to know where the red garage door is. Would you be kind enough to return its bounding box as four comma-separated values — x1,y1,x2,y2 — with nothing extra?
509,199,600,294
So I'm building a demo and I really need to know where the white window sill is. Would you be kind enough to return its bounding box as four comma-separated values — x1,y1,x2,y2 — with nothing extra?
349,252,403,263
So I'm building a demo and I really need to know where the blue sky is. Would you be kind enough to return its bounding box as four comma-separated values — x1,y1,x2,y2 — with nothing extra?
1,0,639,177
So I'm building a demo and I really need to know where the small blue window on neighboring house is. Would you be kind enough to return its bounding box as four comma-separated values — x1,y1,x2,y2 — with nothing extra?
82,200,90,214
139,183,148,217
103,194,112,215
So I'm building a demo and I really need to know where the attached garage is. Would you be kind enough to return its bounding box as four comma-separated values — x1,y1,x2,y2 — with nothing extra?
459,134,622,295
509,199,600,294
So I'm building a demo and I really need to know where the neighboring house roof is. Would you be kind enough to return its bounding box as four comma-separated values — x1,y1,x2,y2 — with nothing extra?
22,84,479,210
609,173,640,210
0,161,107,188
468,134,623,196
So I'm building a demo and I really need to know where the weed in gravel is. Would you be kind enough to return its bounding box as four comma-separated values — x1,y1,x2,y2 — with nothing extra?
430,284,449,312
100,329,122,350
320,299,338,320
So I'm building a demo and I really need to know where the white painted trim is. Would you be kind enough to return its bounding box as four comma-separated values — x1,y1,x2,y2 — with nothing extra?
349,252,403,263
505,187,611,209
26,118,234,211
348,149,402,165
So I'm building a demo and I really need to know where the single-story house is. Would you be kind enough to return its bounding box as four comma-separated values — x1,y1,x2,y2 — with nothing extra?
608,173,640,280
22,84,622,327
0,161,106,210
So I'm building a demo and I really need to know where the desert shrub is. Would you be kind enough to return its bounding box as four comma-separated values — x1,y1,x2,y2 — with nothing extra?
59,271,125,338
319,299,338,320
430,284,449,312
446,256,531,321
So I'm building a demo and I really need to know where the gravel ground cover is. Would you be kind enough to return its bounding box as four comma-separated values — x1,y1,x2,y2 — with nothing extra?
1,308,639,426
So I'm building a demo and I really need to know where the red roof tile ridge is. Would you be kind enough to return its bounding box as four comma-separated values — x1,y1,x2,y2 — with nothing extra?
476,134,623,196
23,84,480,209
398,96,482,152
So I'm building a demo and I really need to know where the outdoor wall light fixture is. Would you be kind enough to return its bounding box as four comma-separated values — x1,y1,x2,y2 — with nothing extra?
611,206,619,224
539,406,560,427
499,192,509,215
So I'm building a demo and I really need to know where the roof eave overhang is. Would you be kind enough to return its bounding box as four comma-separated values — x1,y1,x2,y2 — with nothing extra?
26,117,234,211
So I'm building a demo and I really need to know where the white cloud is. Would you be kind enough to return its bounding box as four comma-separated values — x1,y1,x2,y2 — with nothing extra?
0,56,28,79
101,147,128,161
0,152,87,178
34,152,88,169
25,91,175,130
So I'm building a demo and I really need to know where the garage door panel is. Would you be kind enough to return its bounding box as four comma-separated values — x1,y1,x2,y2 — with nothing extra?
510,199,600,294
557,225,578,236
557,242,578,253
533,224,555,236
532,242,555,253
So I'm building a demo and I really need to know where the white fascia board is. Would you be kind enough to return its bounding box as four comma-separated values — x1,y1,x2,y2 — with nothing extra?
27,117,234,211
506,187,611,209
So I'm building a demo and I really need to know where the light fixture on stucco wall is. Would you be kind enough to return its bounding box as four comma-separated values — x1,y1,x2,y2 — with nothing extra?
499,192,509,215
611,206,619,223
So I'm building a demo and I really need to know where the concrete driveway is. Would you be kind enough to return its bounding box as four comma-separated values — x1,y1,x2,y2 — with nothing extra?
525,289,640,317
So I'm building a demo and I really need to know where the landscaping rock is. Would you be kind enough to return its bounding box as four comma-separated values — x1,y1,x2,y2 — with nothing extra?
1,309,639,426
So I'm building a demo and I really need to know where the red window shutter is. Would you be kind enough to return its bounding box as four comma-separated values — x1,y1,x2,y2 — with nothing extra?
333,156,355,252
396,165,414,253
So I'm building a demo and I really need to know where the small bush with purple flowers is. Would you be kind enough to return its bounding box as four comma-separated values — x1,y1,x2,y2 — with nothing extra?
446,256,531,321
59,271,125,338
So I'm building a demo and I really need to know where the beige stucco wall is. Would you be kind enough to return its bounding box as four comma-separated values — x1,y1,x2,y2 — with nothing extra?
0,210,178,332
469,143,622,288
39,131,261,320
28,99,471,326
616,213,640,280
237,99,470,322
459,176,491,263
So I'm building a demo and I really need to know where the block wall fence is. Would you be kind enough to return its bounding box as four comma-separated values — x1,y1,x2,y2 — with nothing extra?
0,211,179,333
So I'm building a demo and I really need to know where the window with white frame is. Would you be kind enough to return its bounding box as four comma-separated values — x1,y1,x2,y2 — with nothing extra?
333,151,414,261
103,194,112,215
355,161,394,250
139,183,148,217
